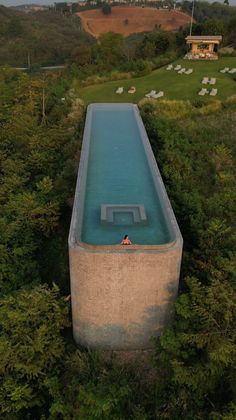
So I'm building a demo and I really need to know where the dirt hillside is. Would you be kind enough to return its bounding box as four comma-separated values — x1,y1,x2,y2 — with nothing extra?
77,6,192,38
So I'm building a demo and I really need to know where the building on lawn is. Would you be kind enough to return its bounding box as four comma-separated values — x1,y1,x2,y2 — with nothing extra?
185,35,222,60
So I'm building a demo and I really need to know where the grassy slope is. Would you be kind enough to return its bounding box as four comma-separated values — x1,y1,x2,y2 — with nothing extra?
77,57,236,104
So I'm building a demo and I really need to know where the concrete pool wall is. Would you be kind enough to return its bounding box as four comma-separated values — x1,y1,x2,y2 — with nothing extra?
69,103,183,350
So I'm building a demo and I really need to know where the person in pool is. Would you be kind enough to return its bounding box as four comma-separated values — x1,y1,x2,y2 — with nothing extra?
121,234,132,245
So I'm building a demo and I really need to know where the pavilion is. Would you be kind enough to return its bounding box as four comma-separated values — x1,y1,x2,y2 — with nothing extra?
185,35,222,60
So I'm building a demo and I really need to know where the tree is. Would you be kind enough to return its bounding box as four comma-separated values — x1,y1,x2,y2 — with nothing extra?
6,17,24,37
55,2,70,14
140,100,236,418
202,18,226,36
153,269,236,419
102,3,112,15
97,32,124,67
0,69,79,293
227,17,236,47
0,285,69,416
137,32,170,59
71,45,93,67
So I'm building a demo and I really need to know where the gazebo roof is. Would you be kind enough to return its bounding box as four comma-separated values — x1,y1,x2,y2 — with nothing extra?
186,35,222,43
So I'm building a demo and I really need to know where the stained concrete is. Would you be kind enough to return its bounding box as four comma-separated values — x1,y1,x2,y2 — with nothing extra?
68,104,183,350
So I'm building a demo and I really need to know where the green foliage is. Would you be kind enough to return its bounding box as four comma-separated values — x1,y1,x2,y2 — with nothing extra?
0,27,236,418
97,32,125,68
140,100,236,418
77,381,131,419
202,18,226,36
46,350,153,419
0,284,69,416
0,6,94,67
137,32,172,59
182,0,236,23
101,3,112,15
177,4,236,49
54,2,71,14
0,68,80,293
71,45,93,67
152,272,236,418
6,17,24,37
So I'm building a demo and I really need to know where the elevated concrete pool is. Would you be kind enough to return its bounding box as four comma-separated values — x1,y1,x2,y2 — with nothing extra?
69,103,183,350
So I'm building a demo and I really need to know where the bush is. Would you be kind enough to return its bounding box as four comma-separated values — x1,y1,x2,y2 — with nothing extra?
152,50,179,69
223,94,236,108
199,100,222,115
81,74,107,87
143,99,196,121
219,47,236,57
110,70,133,81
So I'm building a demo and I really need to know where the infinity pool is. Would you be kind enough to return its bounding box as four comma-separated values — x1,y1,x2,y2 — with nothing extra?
69,103,183,349
81,104,172,245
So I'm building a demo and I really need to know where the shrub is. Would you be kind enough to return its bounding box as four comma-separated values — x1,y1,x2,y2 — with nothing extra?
219,47,236,57
223,94,236,108
110,70,133,81
146,99,196,121
152,50,179,69
199,100,222,115
81,74,107,87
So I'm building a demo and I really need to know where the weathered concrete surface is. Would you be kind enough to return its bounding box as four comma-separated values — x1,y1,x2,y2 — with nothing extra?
69,103,183,350
69,241,182,349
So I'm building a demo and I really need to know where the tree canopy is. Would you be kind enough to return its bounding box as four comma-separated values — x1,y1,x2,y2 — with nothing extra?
101,3,112,15
0,4,236,416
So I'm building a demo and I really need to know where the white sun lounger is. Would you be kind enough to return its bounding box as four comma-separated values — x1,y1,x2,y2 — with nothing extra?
174,65,181,71
228,68,236,74
152,91,164,99
166,64,173,70
198,88,208,96
128,86,136,94
209,78,216,85
185,68,193,74
220,67,229,73
145,90,156,98
210,88,218,96
116,87,124,94
202,77,209,84
178,68,186,74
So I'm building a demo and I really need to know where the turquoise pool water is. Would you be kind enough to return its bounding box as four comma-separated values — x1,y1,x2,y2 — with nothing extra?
81,105,172,245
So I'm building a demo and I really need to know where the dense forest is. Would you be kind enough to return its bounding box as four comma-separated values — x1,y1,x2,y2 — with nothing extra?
0,1,236,418
0,5,94,67
0,63,235,418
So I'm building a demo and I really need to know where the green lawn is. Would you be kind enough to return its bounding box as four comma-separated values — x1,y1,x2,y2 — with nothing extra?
77,57,236,104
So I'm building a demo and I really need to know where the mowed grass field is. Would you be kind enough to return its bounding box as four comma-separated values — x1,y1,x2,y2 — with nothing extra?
77,57,236,104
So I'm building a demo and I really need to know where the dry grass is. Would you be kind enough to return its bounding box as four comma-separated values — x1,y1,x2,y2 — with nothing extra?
77,6,192,38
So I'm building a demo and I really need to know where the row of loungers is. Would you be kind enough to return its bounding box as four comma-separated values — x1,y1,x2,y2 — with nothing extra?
116,87,164,99
220,67,236,74
145,90,164,99
198,88,218,96
116,86,136,94
167,64,236,76
166,64,193,74
202,77,216,85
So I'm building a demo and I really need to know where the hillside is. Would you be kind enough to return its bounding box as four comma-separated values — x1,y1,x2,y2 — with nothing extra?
0,66,235,418
75,57,236,103
0,5,94,66
77,6,192,38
